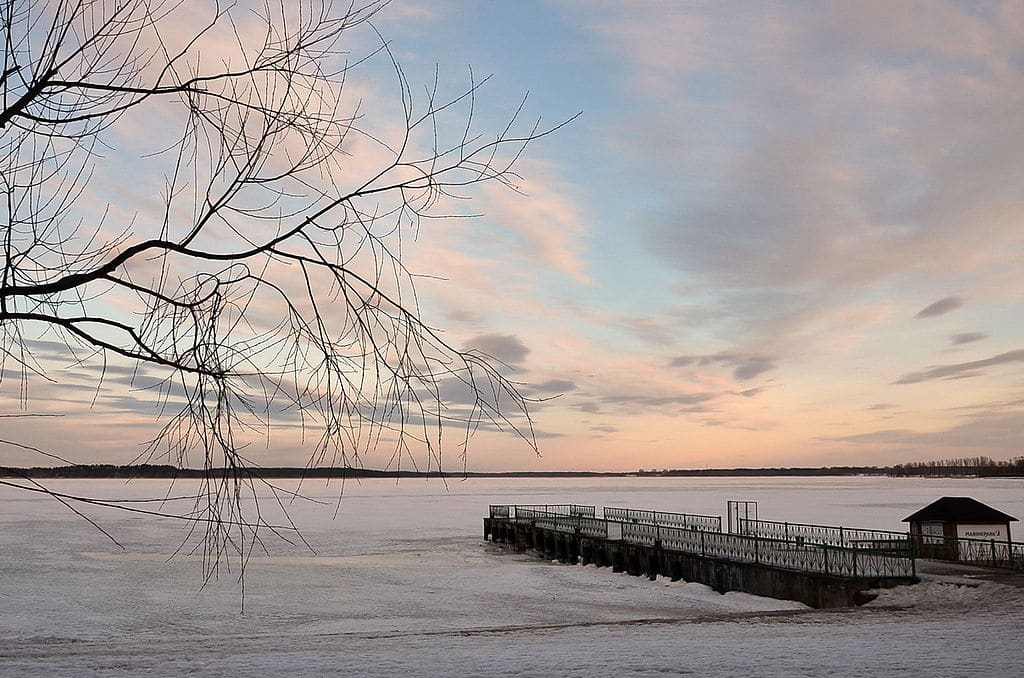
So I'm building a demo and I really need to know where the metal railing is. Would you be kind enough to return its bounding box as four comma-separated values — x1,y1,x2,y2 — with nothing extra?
735,517,909,549
734,516,1024,571
603,506,722,532
621,522,916,578
489,505,915,579
916,534,1024,571
488,504,595,519
495,506,608,538
516,504,596,517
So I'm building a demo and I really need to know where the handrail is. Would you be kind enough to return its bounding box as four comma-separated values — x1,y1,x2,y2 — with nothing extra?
914,533,1024,571
735,517,908,549
488,504,595,519
620,521,915,578
603,506,722,532
489,505,916,579
734,516,1024,571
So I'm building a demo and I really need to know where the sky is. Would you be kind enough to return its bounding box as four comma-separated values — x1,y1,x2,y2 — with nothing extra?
4,1,1024,472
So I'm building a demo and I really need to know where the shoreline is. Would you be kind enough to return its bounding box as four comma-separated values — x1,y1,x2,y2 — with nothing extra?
3,464,1022,480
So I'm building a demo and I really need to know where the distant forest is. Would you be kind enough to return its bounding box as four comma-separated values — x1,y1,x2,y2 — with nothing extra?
0,464,623,480
888,456,1024,478
1,457,1022,479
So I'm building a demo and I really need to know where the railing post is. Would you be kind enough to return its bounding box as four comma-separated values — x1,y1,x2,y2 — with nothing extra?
823,545,830,575
700,530,706,557
784,522,789,541
852,543,857,578
754,537,760,563
991,539,998,566
839,526,844,546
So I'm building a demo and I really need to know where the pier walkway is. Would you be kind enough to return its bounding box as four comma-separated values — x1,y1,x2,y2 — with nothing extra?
484,504,918,608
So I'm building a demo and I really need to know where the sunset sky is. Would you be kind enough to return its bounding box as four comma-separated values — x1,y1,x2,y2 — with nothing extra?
4,1,1024,472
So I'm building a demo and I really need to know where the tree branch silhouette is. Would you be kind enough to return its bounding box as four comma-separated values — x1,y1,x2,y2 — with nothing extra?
1,0,574,584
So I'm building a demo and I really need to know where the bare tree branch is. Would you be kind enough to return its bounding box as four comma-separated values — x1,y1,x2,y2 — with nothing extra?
1,0,574,585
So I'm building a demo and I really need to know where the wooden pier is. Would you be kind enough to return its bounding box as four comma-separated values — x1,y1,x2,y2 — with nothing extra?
484,504,919,609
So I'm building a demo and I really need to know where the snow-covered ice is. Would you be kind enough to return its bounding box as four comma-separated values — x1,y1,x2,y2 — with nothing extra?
1,476,1022,676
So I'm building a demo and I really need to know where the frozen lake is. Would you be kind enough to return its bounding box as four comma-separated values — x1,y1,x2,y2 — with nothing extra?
2,475,1023,676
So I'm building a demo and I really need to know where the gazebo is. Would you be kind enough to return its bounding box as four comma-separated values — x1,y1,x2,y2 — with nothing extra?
903,496,1017,561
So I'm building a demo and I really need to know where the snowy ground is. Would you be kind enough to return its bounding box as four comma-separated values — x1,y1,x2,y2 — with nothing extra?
1,476,1022,676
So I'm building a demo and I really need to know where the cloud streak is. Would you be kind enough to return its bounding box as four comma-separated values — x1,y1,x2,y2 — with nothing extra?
481,166,592,285
894,349,1024,384
950,332,986,346
464,334,530,366
915,297,963,318
671,352,777,381
819,409,1024,459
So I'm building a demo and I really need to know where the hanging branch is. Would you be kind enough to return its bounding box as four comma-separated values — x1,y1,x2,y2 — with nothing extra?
1,0,575,583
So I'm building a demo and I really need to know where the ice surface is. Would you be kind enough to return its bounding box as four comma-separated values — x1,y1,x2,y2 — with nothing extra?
1,476,1022,676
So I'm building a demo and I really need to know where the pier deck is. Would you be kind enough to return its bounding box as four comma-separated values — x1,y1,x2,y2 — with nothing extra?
484,504,919,608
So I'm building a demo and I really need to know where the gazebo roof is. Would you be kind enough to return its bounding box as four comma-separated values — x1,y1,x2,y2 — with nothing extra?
902,496,1018,524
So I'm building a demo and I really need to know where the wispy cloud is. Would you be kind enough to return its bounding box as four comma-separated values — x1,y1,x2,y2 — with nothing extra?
464,334,530,366
894,349,1024,384
481,166,592,285
950,332,987,345
819,409,1024,458
600,391,717,410
915,297,963,318
529,379,577,394
671,352,777,381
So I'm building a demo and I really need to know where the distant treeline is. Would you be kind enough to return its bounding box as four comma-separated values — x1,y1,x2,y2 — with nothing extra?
0,464,625,479
2,459,1022,480
635,466,888,477
1,464,886,479
888,456,1024,478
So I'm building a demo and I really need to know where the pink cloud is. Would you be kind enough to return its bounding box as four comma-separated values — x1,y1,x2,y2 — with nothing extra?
481,163,593,285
